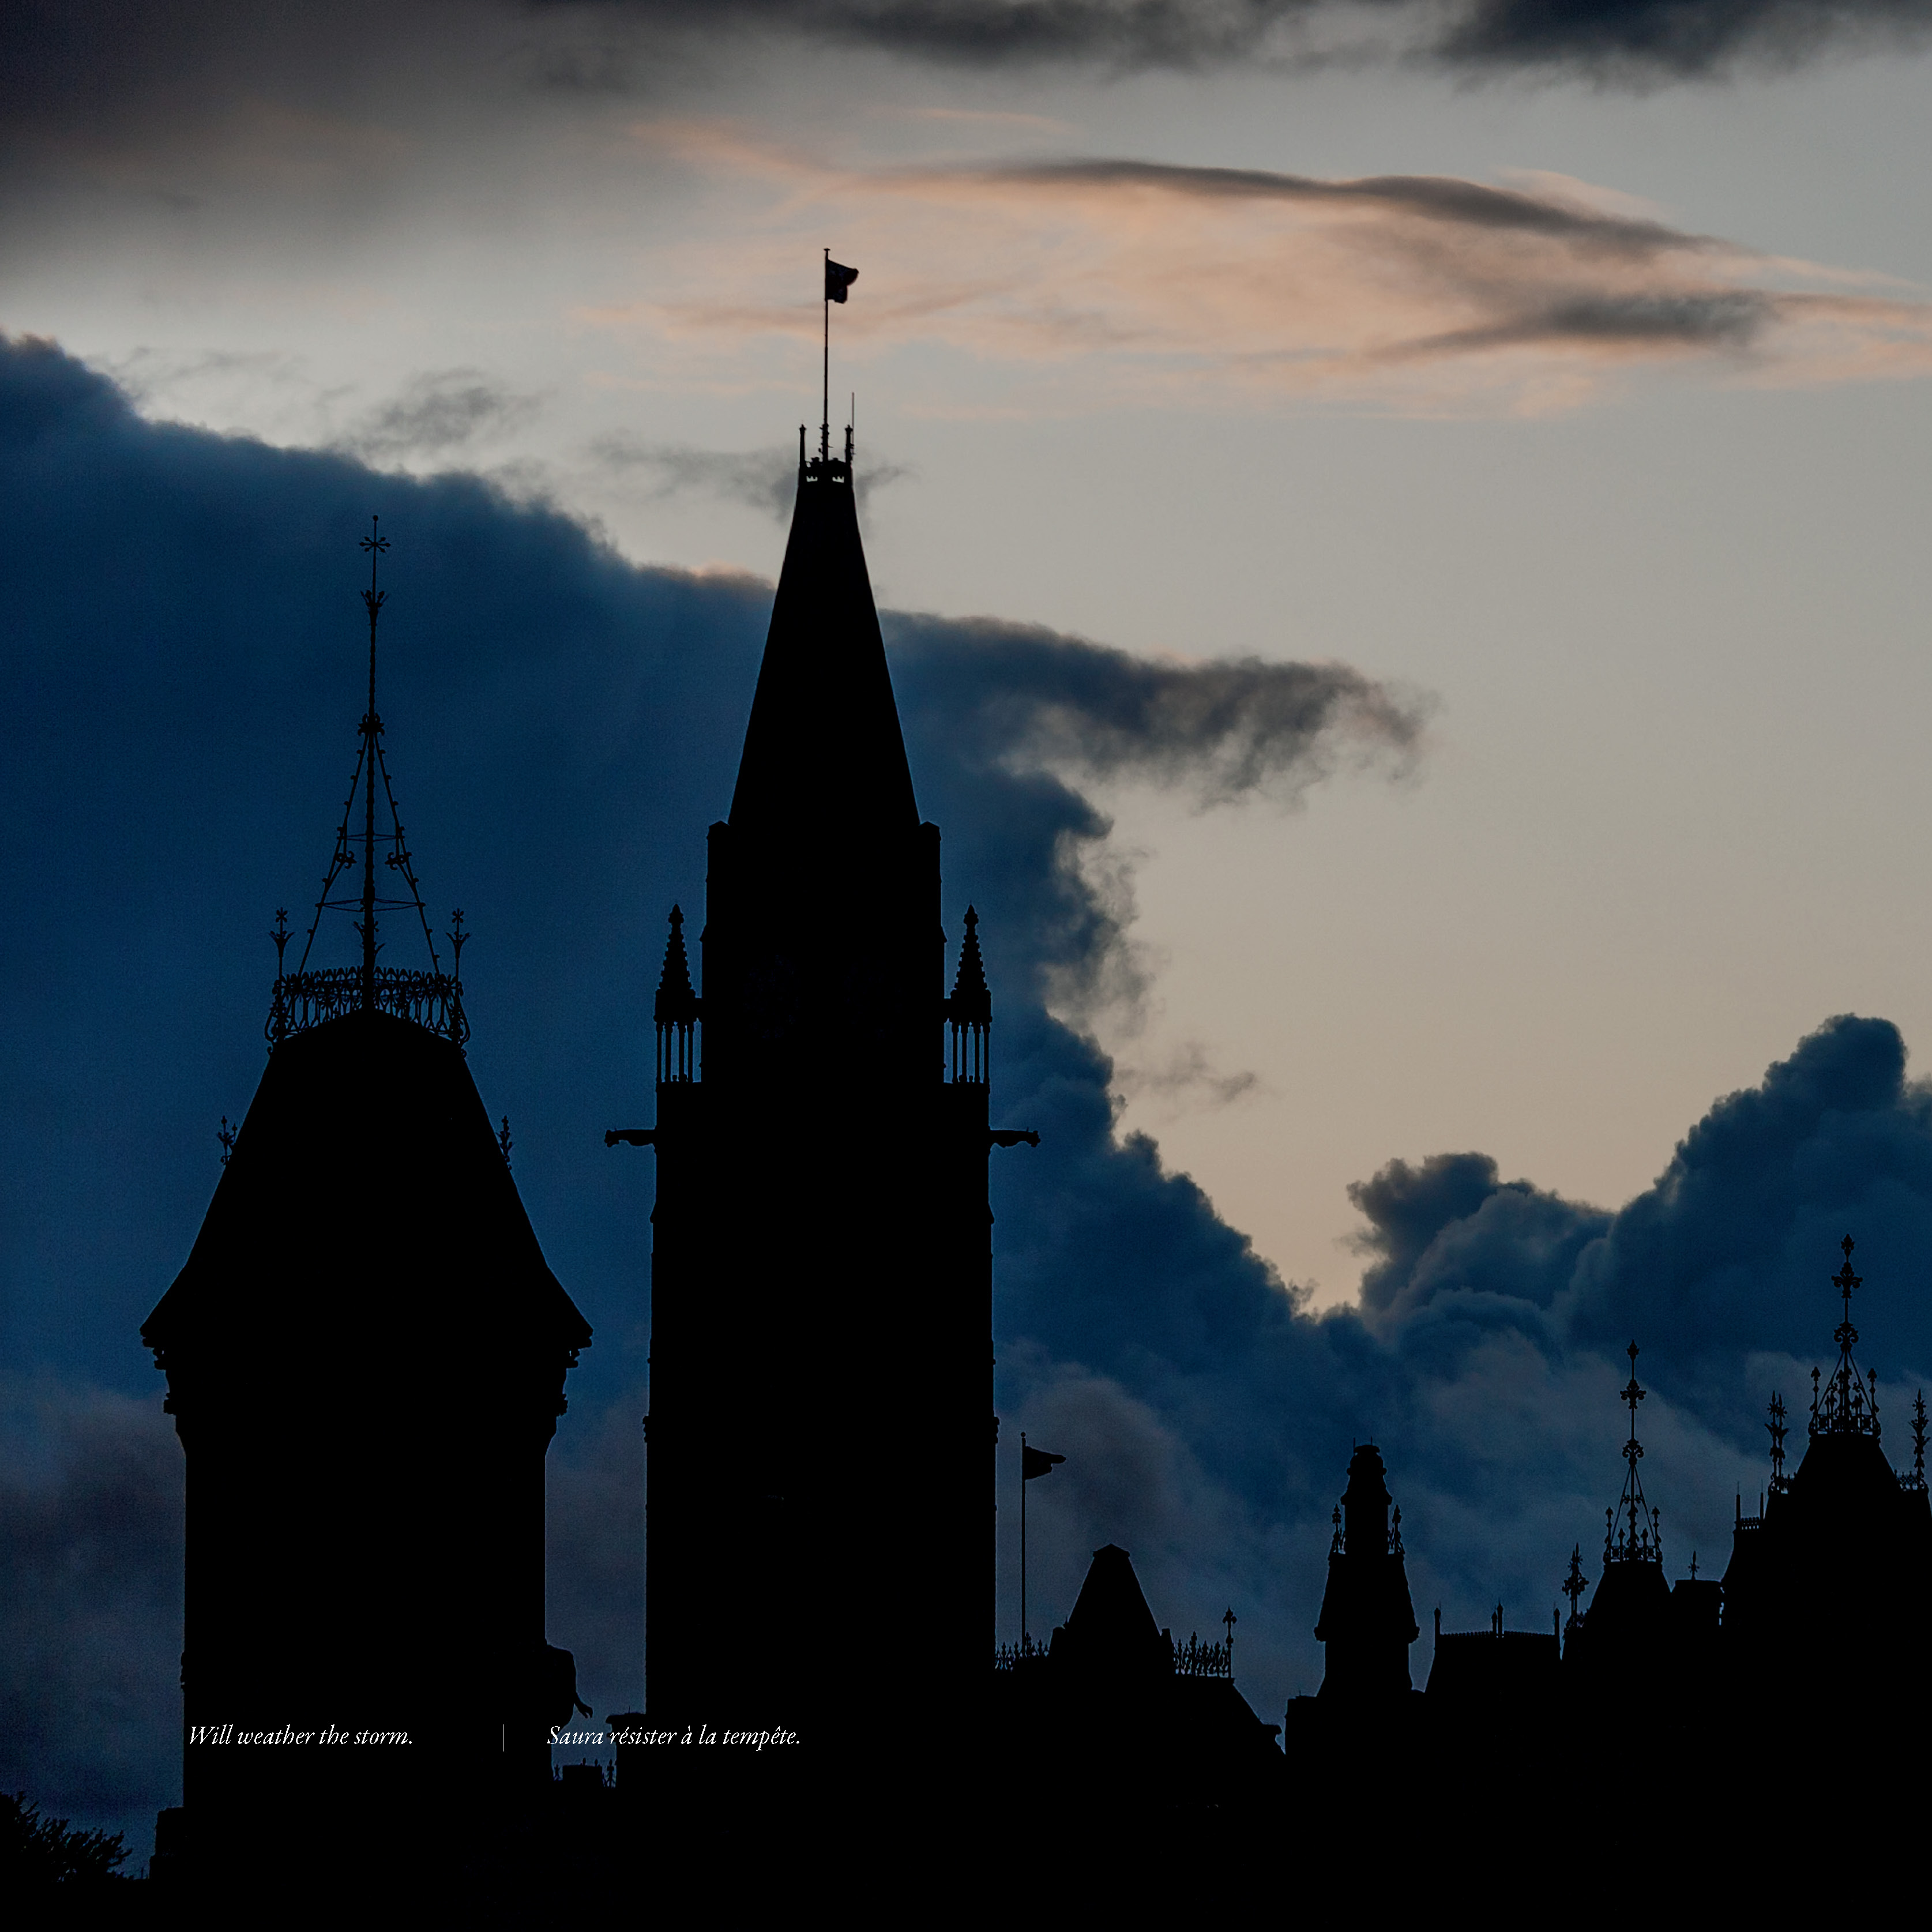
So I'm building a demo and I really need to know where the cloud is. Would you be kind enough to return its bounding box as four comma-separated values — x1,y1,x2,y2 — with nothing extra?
1439,0,1932,78
1,0,1925,174
1110,1041,1264,1113
619,132,1932,412
890,614,1429,804
0,1380,183,1858
605,0,1932,78
988,157,1707,253
9,333,1932,1837
588,433,913,518
338,370,543,464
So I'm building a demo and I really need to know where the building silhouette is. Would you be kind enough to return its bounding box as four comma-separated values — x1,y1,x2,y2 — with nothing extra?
142,528,589,1882
1722,1237,1932,1720
1313,1442,1419,1702
127,443,1932,1883
991,1543,1281,1813
619,420,1029,1757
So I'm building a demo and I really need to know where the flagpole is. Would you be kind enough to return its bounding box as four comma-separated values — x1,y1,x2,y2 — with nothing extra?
821,247,830,462
1021,1430,1028,1649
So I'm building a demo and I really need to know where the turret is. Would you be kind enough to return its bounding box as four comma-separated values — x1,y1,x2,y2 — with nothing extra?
1314,1442,1420,1701
142,522,588,1883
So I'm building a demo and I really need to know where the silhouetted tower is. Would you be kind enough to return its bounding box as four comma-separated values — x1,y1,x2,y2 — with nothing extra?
1730,1239,1932,1715
142,524,589,1871
1566,1343,1671,1690
630,406,1029,1750
1314,1443,1420,1700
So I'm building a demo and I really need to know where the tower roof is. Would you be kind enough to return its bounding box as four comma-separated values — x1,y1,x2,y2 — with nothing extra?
1315,1441,1419,1672
144,1009,588,1360
948,905,990,1021
728,436,919,837
1052,1544,1172,1680
654,905,698,1024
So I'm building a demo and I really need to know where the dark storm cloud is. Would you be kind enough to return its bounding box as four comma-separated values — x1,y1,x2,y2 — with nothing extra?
548,0,1932,77
588,434,912,520
2,0,1926,168
1439,0,1932,77
7,332,1932,1844
891,614,1428,807
0,1383,184,1833
991,159,1704,255
1350,1013,1932,1409
341,370,543,463
1399,289,1775,356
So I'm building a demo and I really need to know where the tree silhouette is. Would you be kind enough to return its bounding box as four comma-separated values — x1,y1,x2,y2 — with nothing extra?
0,1791,131,1886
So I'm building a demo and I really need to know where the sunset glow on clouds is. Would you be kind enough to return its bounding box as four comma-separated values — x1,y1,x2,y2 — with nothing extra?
594,123,1932,414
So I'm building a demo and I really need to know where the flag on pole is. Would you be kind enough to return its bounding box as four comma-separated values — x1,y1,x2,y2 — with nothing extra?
825,258,859,303
1022,1444,1065,1480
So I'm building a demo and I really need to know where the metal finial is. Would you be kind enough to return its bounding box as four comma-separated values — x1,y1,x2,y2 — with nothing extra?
1562,1544,1588,1625
498,1115,513,1165
1814,1238,1878,1439
1603,1343,1659,1566
217,1116,236,1167
270,522,465,1056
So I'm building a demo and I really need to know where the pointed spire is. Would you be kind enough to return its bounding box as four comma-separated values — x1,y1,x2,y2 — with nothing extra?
1604,1342,1661,1566
266,519,464,1053
1767,1390,1789,1491
655,906,698,1019
1562,1544,1588,1634
1813,1235,1880,1439
950,905,990,1012
946,904,992,1085
654,906,701,1085
727,431,919,838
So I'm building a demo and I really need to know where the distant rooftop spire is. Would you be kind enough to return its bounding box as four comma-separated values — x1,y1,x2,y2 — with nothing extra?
1767,1390,1790,1491
1604,1342,1662,1567
266,518,466,1053
1812,1236,1880,1439
1561,1543,1589,1635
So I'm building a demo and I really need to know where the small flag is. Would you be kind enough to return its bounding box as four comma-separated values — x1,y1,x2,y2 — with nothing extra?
825,258,859,303
1023,1444,1065,1481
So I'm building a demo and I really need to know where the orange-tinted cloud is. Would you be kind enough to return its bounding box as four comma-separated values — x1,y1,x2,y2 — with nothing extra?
593,127,1932,416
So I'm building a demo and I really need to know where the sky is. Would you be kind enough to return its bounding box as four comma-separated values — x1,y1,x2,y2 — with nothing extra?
9,0,1932,1853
